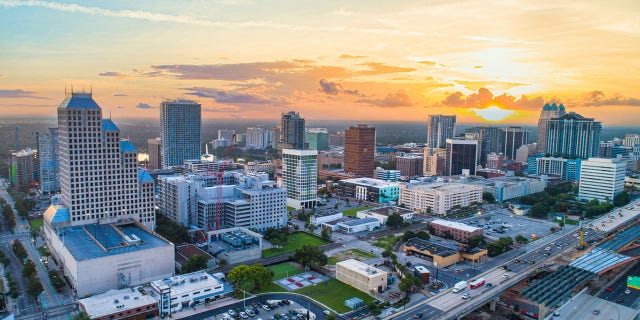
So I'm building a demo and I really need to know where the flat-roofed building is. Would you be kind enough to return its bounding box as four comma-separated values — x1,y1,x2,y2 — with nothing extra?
464,176,547,203
78,287,158,320
428,219,483,243
337,177,399,204
404,238,487,267
150,271,233,316
310,211,343,226
579,157,626,203
399,182,483,215
337,217,381,233
356,206,414,225
336,259,388,294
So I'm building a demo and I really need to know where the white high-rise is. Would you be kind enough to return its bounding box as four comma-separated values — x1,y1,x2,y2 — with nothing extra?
282,149,318,209
579,158,626,203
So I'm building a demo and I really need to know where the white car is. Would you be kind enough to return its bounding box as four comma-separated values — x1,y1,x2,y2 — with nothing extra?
462,293,471,300
262,305,270,311
625,289,631,294
502,273,510,279
240,312,248,319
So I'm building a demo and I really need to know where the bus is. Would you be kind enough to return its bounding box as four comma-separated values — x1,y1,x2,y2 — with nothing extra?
469,278,486,289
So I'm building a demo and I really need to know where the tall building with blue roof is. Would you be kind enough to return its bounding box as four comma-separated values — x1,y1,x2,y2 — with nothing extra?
160,100,201,168
537,102,566,153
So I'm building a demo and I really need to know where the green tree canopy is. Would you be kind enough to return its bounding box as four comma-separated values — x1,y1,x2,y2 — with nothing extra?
227,264,274,292
181,255,209,274
294,245,328,269
386,214,404,228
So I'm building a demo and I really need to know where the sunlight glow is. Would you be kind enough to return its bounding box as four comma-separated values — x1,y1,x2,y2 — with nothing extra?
470,105,515,121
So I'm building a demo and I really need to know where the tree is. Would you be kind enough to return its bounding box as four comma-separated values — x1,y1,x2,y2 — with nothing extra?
402,230,416,242
217,258,228,268
482,192,496,204
386,214,404,228
181,255,209,273
326,314,336,320
155,213,190,244
515,235,529,245
415,231,430,241
22,259,36,278
307,224,318,233
320,228,332,242
227,264,274,292
294,245,328,269
398,276,414,293
529,203,548,219
467,235,485,249
27,274,43,299
614,191,631,207
74,312,92,320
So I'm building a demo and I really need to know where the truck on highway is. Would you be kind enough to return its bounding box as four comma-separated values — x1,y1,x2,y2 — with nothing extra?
452,281,467,293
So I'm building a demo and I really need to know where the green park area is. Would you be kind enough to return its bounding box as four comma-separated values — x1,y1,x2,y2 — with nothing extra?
328,248,377,265
372,235,399,251
29,219,43,231
342,206,372,217
268,262,304,280
262,232,328,258
296,279,374,313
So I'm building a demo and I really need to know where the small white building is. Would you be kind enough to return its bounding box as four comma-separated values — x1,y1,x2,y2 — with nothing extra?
150,271,233,316
579,157,626,203
337,218,381,234
336,259,388,293
310,211,343,226
78,287,158,320
356,206,414,225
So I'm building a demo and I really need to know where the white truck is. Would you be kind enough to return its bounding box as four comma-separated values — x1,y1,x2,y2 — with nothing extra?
451,281,467,293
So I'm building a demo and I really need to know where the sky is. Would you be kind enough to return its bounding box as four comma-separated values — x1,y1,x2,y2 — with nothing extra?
0,0,639,125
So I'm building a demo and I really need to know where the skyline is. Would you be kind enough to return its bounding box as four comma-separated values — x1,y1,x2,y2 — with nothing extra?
1,1,639,125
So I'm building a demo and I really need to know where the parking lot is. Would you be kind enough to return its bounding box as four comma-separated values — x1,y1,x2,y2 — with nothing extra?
207,299,318,320
460,209,570,241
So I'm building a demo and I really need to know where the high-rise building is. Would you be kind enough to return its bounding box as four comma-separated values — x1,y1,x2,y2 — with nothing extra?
305,128,329,151
344,125,376,177
279,111,305,150
427,115,456,149
245,127,272,150
9,148,37,190
395,154,424,177
546,112,601,159
502,127,529,160
329,131,345,147
160,100,201,168
375,167,401,182
147,137,162,170
579,158,625,203
37,128,60,193
47,91,155,228
623,134,640,147
537,103,566,153
533,156,582,181
516,144,537,164
282,149,318,209
465,126,501,165
218,129,236,141
445,139,478,176
212,138,230,149
423,148,446,176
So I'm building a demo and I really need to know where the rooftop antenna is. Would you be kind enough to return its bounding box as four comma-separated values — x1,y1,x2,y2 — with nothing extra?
90,84,92,94
109,108,112,119
70,84,74,94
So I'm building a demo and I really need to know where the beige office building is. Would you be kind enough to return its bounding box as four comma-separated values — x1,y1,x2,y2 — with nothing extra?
336,259,388,294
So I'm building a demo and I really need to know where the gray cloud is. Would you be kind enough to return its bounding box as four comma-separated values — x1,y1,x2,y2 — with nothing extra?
357,91,412,108
318,79,362,96
182,87,288,105
99,71,128,78
136,103,157,109
583,91,640,106
0,89,44,99
113,93,128,96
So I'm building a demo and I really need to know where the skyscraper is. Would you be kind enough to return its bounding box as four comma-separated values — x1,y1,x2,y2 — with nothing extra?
9,148,37,190
502,127,529,160
445,139,478,176
160,100,201,168
344,124,376,177
282,149,318,209
147,137,162,170
537,103,566,153
55,91,154,228
37,128,60,193
579,158,625,203
427,115,456,149
396,154,424,177
464,126,501,165
305,128,329,151
279,111,305,150
546,112,601,159
245,127,272,149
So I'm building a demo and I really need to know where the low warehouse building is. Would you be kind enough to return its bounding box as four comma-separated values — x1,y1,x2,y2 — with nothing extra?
336,259,388,294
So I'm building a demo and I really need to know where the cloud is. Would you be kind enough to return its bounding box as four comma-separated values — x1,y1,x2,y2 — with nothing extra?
113,93,128,96
357,62,415,75
136,103,157,109
318,79,361,96
181,87,288,105
340,54,366,59
462,35,541,45
474,66,483,69
0,89,44,99
148,61,302,80
99,71,128,78
418,61,437,67
357,90,412,108
333,8,353,16
582,91,640,106
454,80,529,91
440,87,543,110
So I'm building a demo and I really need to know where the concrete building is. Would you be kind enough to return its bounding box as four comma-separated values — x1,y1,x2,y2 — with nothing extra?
279,111,305,150
147,137,162,170
445,139,479,176
624,134,640,147
531,156,582,181
329,131,345,147
545,112,601,159
356,206,414,225
78,287,159,320
218,129,236,141
396,153,424,177
245,127,272,150
310,211,343,226
337,217,381,233
305,128,329,151
9,148,37,190
537,103,566,153
337,177,399,204
336,259,388,293
344,125,376,177
282,149,318,209
423,148,445,176
150,271,233,316
516,143,537,164
502,127,529,160
213,138,230,149
318,150,344,169
625,176,640,190
37,128,60,193
404,238,487,267
375,167,401,181
466,176,547,203
427,115,456,149
486,153,504,170
465,126,502,165
399,182,483,215
160,100,201,168
428,219,483,243
579,157,626,202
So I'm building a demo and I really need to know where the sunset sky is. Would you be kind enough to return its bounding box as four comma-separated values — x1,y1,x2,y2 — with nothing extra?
0,0,639,125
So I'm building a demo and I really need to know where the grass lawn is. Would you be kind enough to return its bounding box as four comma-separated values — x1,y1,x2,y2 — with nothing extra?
342,206,373,217
268,262,304,280
328,249,377,265
262,232,328,258
372,235,399,251
29,219,43,231
296,279,374,313
254,282,287,294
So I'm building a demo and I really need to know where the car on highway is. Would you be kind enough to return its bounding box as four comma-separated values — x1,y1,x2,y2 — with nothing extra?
502,274,510,279
414,313,423,318
485,283,493,288
462,293,471,300
529,260,535,264
606,287,613,292
616,298,624,303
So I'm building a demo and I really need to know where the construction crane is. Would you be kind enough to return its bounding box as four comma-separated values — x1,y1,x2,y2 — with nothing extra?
577,221,586,250
213,134,236,231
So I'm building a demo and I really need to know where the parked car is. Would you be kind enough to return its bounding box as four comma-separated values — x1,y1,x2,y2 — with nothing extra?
240,312,248,319
263,305,271,311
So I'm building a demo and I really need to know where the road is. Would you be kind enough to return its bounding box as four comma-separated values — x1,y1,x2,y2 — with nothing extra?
599,260,640,309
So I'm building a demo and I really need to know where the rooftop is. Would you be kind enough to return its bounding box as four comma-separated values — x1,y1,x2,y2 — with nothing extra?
553,111,595,121
138,170,154,183
120,140,137,153
430,219,481,233
551,290,637,320
405,182,482,192
338,217,380,227
101,119,119,132
79,287,157,319
149,271,231,298
59,92,101,109
59,222,172,261
340,177,399,188
337,259,386,277
405,238,458,258
364,206,414,216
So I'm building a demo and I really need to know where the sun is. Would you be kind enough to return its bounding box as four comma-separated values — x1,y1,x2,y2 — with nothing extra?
470,105,515,121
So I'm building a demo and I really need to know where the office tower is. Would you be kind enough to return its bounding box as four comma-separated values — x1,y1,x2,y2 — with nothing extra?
502,127,529,160
245,127,272,150
427,115,456,149
464,126,501,165
486,153,504,170
147,137,162,170
516,144,537,164
546,112,601,159
579,158,625,203
279,111,305,150
624,134,640,147
212,138,230,149
344,125,376,177
395,154,424,177
537,103,566,153
218,129,235,141
445,139,478,176
375,168,401,181
329,131,345,147
534,156,582,181
423,148,445,176
37,128,60,193
9,148,37,190
160,100,201,168
52,91,155,228
282,149,318,209
305,128,329,151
